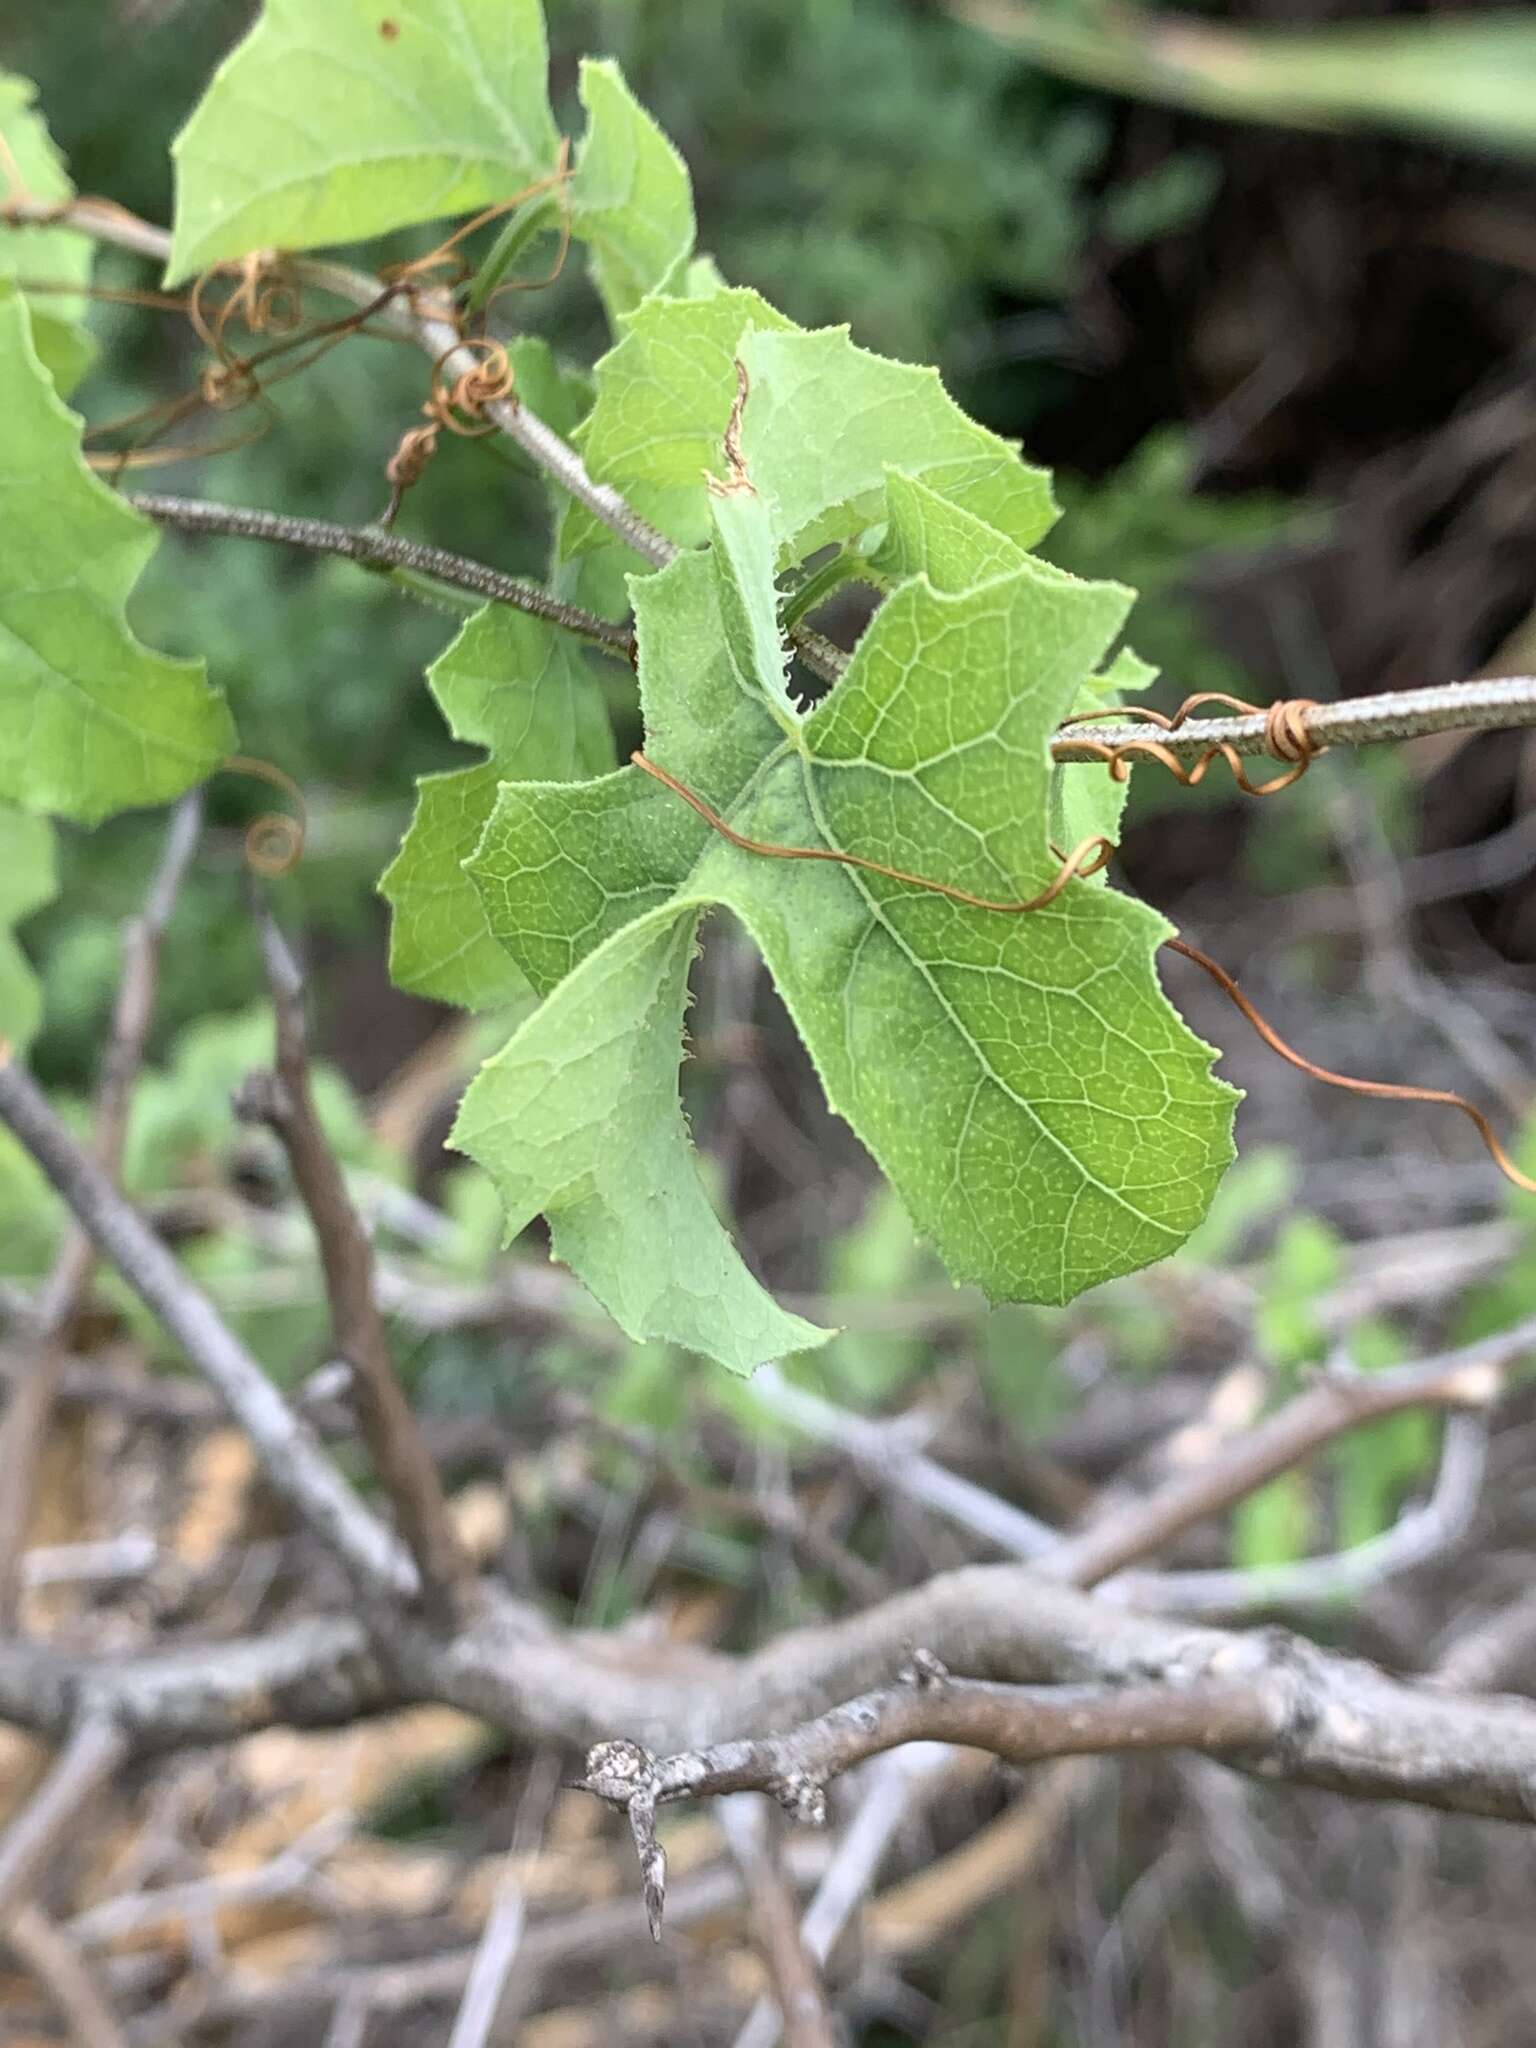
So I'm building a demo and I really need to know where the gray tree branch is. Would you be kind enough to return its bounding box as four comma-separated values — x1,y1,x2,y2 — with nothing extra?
0,1056,416,1605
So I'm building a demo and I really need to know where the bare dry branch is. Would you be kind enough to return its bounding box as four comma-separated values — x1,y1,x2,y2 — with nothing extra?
0,1056,416,1604
236,899,473,1624
719,1798,839,2048
1049,1323,1529,1588
0,1714,128,1924
6,1902,127,2048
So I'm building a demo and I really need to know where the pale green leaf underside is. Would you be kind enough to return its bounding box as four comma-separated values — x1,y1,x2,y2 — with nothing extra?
381,603,614,1007
0,290,233,824
166,0,559,283
450,900,828,1373
569,58,694,326
709,485,795,723
0,805,57,1052
464,539,1237,1357
560,288,795,561
561,294,1057,569
0,73,94,391
737,328,1058,560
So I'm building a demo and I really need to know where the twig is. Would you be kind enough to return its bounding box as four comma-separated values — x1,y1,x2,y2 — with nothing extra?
1050,676,1536,763
235,901,472,1624
580,1668,1278,1933
0,1714,128,1925
0,792,202,1626
1047,1322,1526,1588
20,1530,159,1592
1125,1410,1489,1618
731,1744,957,2048
0,1613,391,1749
0,1057,416,1604
718,1798,839,2048
444,1751,559,2048
129,492,633,654
162,1838,833,2034
6,1902,127,2048
748,1364,1057,1560
68,1813,351,1947
297,257,677,568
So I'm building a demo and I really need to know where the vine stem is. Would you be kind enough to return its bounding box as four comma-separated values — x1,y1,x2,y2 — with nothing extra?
1056,677,1536,764
128,492,632,654
13,200,1536,758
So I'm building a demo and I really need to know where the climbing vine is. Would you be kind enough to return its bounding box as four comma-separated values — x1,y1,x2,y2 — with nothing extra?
2,0,1532,1372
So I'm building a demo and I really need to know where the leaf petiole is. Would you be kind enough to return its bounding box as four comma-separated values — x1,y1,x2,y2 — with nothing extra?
462,192,561,322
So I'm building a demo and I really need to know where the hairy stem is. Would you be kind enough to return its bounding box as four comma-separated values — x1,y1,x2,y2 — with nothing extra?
128,492,632,654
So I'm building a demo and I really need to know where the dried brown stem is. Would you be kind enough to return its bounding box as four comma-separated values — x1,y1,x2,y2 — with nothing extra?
235,901,473,1625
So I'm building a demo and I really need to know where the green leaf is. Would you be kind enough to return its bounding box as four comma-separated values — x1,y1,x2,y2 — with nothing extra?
0,806,57,1052
0,73,95,394
561,293,1057,572
381,605,614,1007
737,326,1057,558
569,59,694,326
705,569,1234,1305
870,469,1133,859
0,288,234,823
166,0,559,284
560,288,795,562
709,480,794,725
505,336,591,443
1049,643,1158,862
450,901,828,1372
1232,1470,1313,1572
870,466,1032,593
463,512,1236,1362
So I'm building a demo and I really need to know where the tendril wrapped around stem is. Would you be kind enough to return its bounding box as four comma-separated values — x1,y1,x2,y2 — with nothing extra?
1060,692,1323,796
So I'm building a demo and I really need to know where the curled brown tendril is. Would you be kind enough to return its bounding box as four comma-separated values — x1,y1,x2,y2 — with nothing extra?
221,756,307,877
85,285,405,479
635,747,1535,1198
630,751,1113,912
382,339,516,523
379,146,572,308
425,337,515,436
189,252,303,409
1061,692,1323,797
1167,937,1536,1194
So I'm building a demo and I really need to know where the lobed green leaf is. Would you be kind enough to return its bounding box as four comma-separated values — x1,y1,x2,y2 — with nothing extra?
380,604,613,1007
0,288,233,824
0,806,57,1052
167,0,559,283
461,495,1236,1360
450,899,829,1372
568,58,695,326
0,73,96,393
